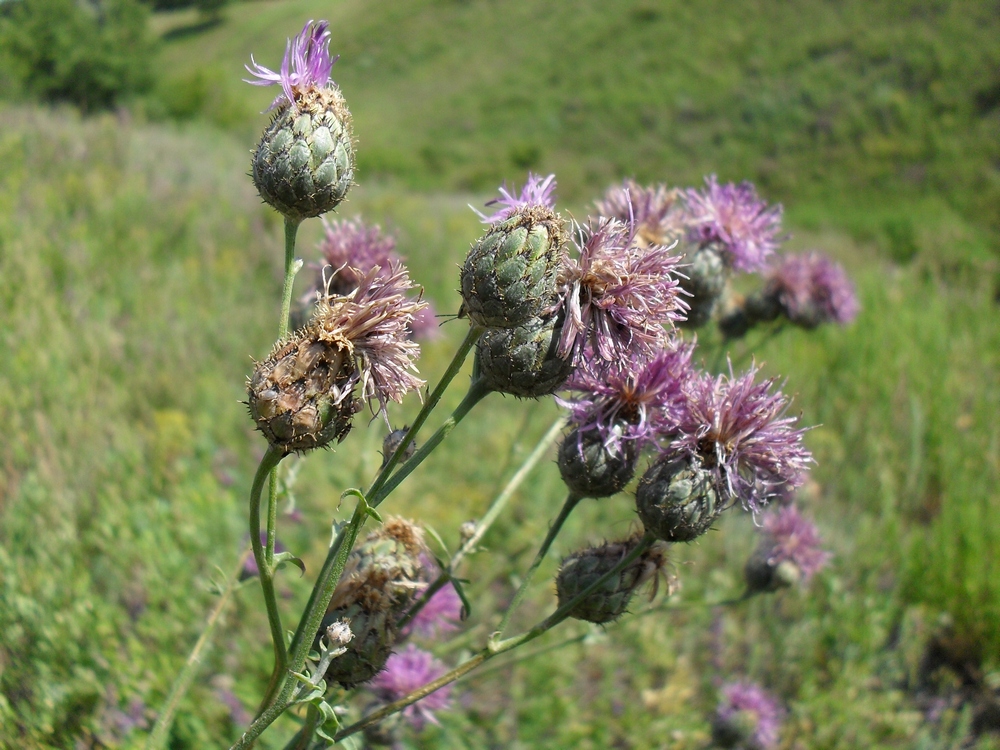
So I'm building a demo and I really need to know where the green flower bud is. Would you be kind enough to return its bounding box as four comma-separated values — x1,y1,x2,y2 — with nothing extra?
252,88,355,221
636,455,722,542
460,206,565,329
679,244,727,328
557,425,638,499
556,536,666,624
476,311,574,398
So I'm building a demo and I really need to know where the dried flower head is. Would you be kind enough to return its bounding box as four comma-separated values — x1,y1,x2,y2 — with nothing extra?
558,341,694,456
408,302,442,341
245,20,338,111
685,176,783,273
594,180,685,247
763,252,859,328
476,172,557,224
712,682,783,750
663,366,812,511
314,217,401,296
370,644,452,730
557,217,687,362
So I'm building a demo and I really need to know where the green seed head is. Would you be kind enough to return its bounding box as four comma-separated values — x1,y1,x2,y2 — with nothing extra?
679,243,728,328
251,88,355,221
557,425,638,499
556,536,667,624
476,311,574,398
635,455,722,542
460,205,566,328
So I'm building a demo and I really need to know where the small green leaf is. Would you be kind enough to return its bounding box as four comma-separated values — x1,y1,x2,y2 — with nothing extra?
273,551,306,576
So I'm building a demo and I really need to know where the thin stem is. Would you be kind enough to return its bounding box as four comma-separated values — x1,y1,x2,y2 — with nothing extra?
367,325,484,504
282,705,321,750
278,217,302,341
146,546,253,750
496,492,582,637
248,447,289,708
333,533,656,743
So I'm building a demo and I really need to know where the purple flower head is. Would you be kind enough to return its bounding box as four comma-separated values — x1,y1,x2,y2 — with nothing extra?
685,176,783,273
714,682,783,750
759,504,831,583
595,179,685,247
404,582,463,639
476,173,557,223
245,20,339,111
557,340,695,456
370,645,452,730
315,217,401,296
557,217,688,363
664,365,812,512
313,262,427,416
764,252,859,327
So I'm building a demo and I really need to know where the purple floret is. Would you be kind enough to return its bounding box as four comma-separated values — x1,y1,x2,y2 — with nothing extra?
557,341,694,456
685,176,783,273
716,682,783,750
315,217,401,295
760,504,831,583
245,20,339,111
664,365,812,511
594,179,685,246
476,173,557,223
405,582,463,639
764,252,859,327
557,217,687,363
370,645,452,730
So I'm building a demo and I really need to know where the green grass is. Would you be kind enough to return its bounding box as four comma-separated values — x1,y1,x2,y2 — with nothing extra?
2,1,1000,747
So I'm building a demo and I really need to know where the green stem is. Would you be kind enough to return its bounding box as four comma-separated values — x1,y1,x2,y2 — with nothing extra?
146,546,253,750
333,533,656,743
281,705,321,750
496,492,582,637
278,217,302,341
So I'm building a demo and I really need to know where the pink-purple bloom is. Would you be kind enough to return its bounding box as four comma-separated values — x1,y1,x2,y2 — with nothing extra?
594,179,685,246
404,583,463,639
557,341,694,456
245,20,339,111
370,645,452,730
315,217,402,296
663,366,812,511
759,504,831,583
714,682,783,750
313,262,427,415
476,173,557,223
556,217,688,362
685,176,783,273
764,252,859,327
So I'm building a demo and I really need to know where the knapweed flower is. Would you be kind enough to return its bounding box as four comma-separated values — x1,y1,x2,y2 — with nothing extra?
475,172,557,224
247,263,426,452
685,176,783,273
245,20,338,111
662,365,812,512
558,341,694,456
404,582,463,639
370,645,452,730
762,252,859,328
461,174,566,329
408,302,442,341
245,20,354,220
314,217,402,296
594,179,685,247
556,217,687,362
711,682,783,750
745,504,831,592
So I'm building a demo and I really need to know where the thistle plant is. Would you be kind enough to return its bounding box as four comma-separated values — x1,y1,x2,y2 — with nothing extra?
150,20,858,748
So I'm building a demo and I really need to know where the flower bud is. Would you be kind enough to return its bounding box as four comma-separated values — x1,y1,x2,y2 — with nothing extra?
558,425,638,499
252,88,355,221
635,455,721,542
556,536,666,623
460,206,565,329
321,518,430,687
247,333,359,453
679,244,727,328
477,311,574,397
381,427,416,468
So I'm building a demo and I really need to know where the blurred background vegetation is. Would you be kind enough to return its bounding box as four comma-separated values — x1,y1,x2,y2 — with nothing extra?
0,0,999,748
